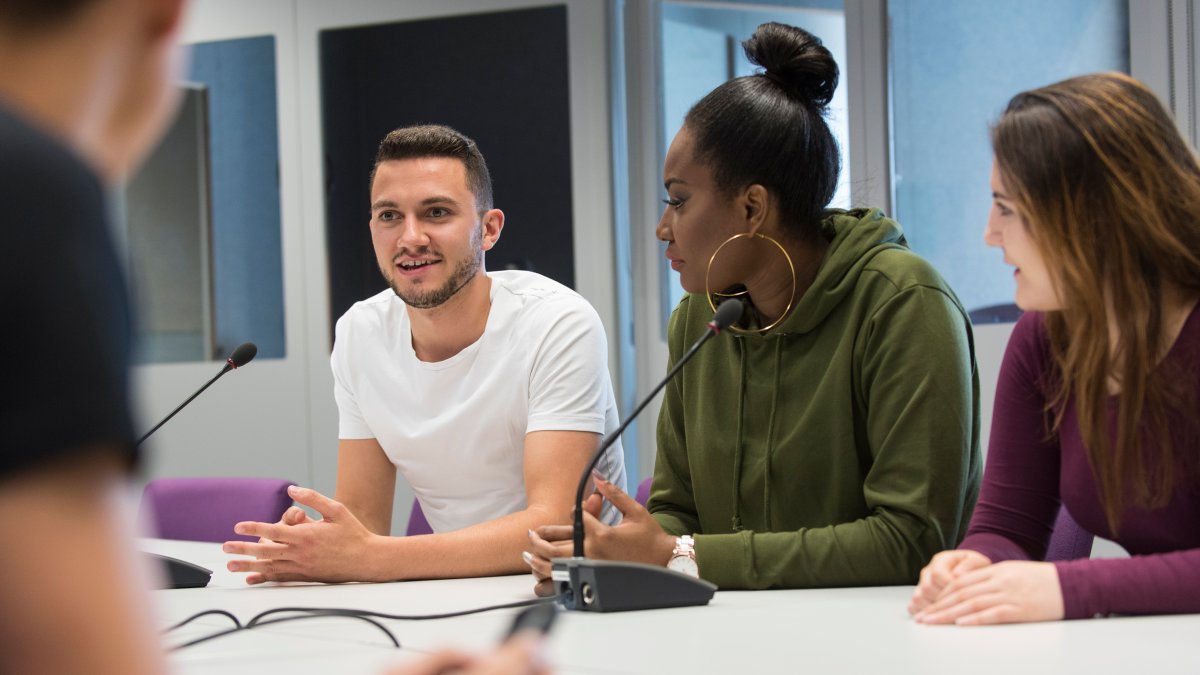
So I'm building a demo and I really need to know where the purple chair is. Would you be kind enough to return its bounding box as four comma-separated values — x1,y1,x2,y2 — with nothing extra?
1044,505,1094,561
634,476,652,507
140,477,294,543
406,497,433,536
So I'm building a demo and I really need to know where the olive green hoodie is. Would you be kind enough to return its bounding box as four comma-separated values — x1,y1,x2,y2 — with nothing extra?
651,208,981,589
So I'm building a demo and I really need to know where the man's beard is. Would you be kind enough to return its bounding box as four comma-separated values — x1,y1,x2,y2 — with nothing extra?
388,251,482,309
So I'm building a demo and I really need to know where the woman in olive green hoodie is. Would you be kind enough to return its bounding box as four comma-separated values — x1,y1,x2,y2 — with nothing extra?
526,22,980,591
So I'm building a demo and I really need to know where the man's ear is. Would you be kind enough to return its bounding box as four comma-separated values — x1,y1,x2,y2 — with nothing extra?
481,209,505,251
742,184,770,236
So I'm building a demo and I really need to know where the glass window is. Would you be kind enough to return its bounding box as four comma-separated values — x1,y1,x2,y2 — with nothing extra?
889,0,1129,318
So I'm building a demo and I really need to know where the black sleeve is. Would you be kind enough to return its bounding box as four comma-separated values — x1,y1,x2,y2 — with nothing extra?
0,107,138,479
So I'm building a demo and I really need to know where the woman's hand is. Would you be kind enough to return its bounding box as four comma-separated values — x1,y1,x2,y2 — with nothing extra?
522,474,676,597
908,550,991,615
911,560,1065,626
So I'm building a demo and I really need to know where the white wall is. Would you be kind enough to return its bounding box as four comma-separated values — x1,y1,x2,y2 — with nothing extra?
972,322,1012,462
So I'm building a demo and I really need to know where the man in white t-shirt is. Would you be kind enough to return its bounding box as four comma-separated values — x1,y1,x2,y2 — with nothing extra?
224,124,625,583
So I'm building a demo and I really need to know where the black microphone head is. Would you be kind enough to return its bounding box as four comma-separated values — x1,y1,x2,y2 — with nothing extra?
228,342,258,369
711,299,744,332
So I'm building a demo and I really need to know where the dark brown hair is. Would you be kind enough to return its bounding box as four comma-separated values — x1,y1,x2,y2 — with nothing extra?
371,124,493,211
993,72,1200,532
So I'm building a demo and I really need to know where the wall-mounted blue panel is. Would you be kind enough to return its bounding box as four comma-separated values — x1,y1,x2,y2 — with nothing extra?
190,36,286,359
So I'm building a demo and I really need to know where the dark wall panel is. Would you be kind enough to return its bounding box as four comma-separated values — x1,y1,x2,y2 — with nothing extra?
320,5,574,332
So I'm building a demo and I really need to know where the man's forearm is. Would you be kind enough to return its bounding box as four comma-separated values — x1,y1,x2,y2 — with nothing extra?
364,506,568,581
337,497,393,536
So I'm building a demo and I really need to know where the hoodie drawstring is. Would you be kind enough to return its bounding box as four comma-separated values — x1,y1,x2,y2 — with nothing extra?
763,337,783,532
731,338,747,532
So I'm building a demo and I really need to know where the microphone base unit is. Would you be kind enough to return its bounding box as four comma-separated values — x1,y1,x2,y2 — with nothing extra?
551,558,716,612
145,552,213,589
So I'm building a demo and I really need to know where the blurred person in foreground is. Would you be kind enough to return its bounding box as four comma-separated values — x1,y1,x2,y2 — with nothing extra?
0,0,187,671
0,1,550,672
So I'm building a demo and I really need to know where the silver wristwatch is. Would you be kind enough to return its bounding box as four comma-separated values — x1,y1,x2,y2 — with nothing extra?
666,534,699,578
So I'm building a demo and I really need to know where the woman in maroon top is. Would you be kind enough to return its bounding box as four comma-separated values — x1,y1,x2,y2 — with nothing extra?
909,72,1200,625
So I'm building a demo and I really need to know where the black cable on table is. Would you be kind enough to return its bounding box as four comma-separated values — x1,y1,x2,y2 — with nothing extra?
166,598,551,651
246,597,550,627
170,611,401,651
164,609,242,633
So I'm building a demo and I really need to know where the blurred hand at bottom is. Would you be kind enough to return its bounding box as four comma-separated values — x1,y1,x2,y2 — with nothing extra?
384,633,550,675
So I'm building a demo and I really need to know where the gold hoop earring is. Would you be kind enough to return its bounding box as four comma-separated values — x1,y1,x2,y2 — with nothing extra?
705,232,796,334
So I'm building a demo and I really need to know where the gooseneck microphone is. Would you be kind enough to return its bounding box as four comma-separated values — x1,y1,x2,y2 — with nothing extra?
137,342,257,590
136,342,257,447
553,299,742,612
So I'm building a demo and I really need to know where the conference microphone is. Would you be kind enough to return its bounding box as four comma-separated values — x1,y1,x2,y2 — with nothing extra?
137,342,257,590
136,342,257,446
551,299,742,612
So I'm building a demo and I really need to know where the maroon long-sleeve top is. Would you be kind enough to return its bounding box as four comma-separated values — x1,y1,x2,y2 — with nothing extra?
961,309,1200,619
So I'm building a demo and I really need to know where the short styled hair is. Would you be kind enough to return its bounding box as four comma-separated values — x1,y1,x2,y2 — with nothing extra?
371,124,494,211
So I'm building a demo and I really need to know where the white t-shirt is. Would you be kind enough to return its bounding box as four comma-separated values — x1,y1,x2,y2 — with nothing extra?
331,270,626,532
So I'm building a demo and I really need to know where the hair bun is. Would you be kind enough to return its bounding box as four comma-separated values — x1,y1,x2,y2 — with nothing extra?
743,22,838,109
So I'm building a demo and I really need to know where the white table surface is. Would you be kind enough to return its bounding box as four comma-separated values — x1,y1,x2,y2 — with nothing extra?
144,539,1200,675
